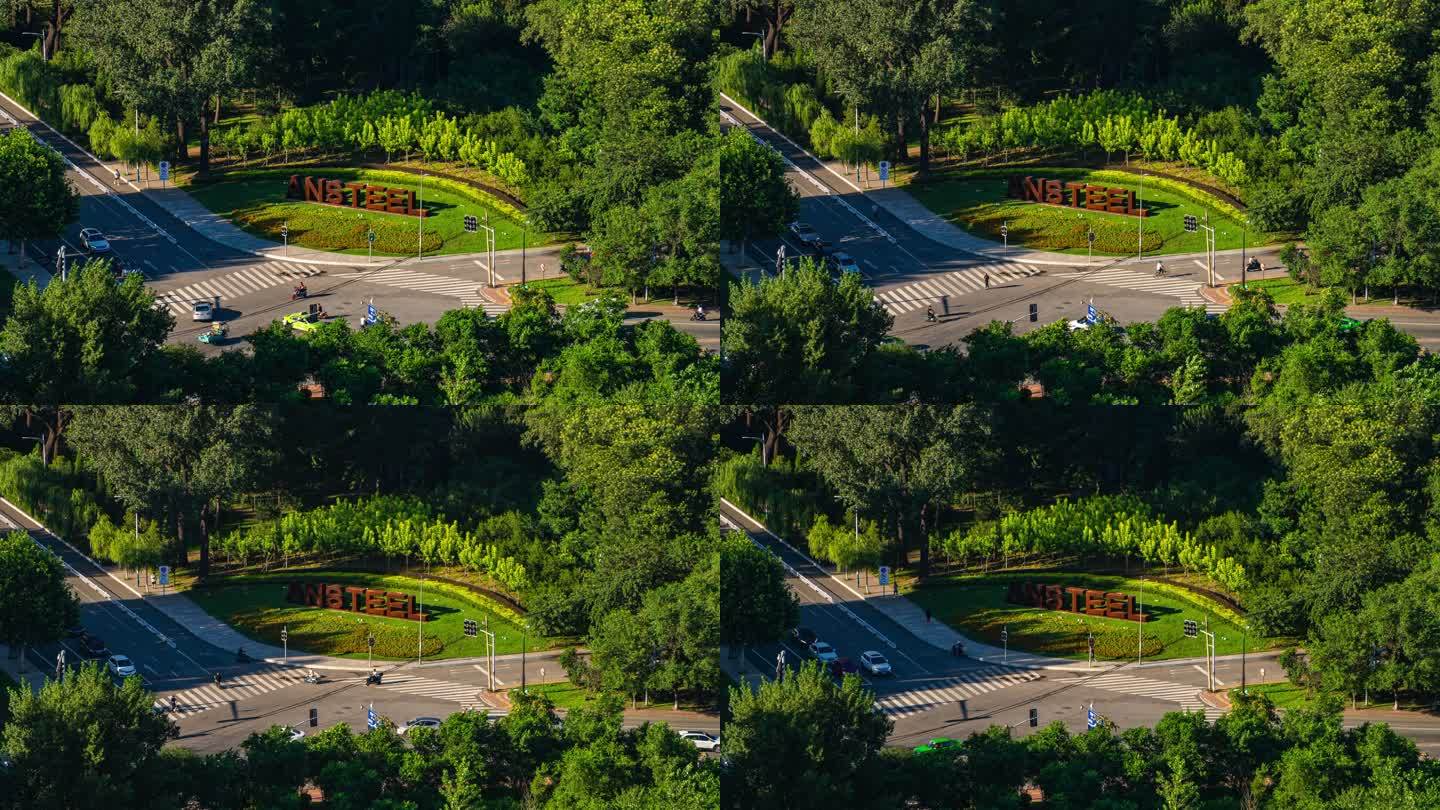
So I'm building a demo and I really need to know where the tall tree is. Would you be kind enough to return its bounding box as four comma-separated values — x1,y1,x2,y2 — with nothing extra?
718,127,798,250
723,661,892,810
2,662,175,809
791,0,990,172
719,532,798,657
71,0,270,176
0,530,79,661
0,265,173,463
0,128,78,266
786,404,995,579
64,405,272,581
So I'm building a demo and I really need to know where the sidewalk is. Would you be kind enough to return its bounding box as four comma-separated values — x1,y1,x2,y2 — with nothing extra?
0,644,51,693
2,244,54,289
864,594,1107,672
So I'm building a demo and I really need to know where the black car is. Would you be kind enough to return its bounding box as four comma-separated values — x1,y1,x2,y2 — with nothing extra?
80,633,107,656
792,626,817,647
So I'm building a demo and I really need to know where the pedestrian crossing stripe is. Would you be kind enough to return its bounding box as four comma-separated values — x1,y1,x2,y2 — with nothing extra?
151,261,324,316
1061,671,1227,721
1051,269,1228,314
332,269,509,316
872,666,1043,719
154,665,306,719
373,672,491,704
877,263,1042,314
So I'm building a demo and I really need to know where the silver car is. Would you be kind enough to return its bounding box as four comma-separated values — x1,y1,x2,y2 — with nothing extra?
107,654,136,677
809,640,839,663
192,300,215,322
860,650,892,676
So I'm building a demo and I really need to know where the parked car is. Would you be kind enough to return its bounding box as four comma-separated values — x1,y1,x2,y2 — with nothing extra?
678,730,720,751
859,651,892,676
107,654,136,677
79,227,111,254
914,737,960,755
789,221,824,250
399,717,443,735
80,633,107,657
792,627,817,647
829,658,859,679
808,640,839,663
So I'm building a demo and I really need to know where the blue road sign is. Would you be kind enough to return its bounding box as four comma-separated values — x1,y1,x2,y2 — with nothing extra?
367,704,378,730
1087,705,1098,729
367,303,377,322
158,566,169,585
1086,304,1098,324
878,566,890,586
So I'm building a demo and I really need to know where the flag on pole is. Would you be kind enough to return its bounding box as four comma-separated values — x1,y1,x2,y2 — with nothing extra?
1087,704,1098,729
367,704,378,730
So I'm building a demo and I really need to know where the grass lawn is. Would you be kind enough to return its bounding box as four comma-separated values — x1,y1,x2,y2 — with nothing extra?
185,168,554,256
1238,276,1440,310
523,682,608,711
1245,682,1315,710
187,571,548,660
908,168,1277,257
521,277,602,307
909,572,1281,662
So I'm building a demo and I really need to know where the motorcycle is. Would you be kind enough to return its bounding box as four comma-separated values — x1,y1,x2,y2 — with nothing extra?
213,671,223,686
303,672,325,685
365,671,383,686
690,310,708,322
291,286,308,301
926,309,938,323
199,323,228,344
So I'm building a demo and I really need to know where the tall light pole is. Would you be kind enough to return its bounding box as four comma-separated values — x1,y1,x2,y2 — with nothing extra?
417,575,425,664
1137,174,1145,260
417,173,427,259
20,31,47,61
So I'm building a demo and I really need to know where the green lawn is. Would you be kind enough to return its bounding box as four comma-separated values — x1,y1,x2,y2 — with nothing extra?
908,168,1276,257
1238,276,1436,310
909,572,1280,661
185,168,554,256
1245,682,1314,710
187,571,548,660
521,277,602,307
523,682,608,711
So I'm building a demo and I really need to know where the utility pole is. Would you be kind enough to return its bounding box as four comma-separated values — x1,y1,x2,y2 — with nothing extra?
417,577,425,664
367,632,375,671
1137,175,1145,259
417,173,428,259
1137,588,1143,665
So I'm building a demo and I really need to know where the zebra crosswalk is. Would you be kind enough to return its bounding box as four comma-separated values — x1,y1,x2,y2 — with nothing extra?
152,261,325,316
153,665,305,720
1060,670,1226,721
873,666,1044,719
1052,268,1227,314
333,268,508,317
374,671,493,707
876,262,1043,315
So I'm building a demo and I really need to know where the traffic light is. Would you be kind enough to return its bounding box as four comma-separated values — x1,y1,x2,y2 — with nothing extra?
1087,229,1096,244
1029,708,1038,727
464,215,478,234
1183,214,1198,233
309,707,318,728
1028,303,1038,323
464,619,478,638
1184,619,1198,638
1000,223,1009,238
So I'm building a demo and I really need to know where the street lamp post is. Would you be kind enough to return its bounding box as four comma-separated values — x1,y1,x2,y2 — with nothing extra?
367,632,375,671
417,174,427,259
417,576,425,664
20,29,48,61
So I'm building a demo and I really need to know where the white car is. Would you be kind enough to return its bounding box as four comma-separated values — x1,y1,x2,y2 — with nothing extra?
809,640,839,663
860,651,892,676
400,717,442,735
678,730,720,751
1067,318,1092,331
79,227,111,254
282,725,305,741
192,300,215,322
107,654,136,677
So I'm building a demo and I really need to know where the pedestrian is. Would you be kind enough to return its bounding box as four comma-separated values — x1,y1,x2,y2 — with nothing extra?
984,272,990,289
925,608,932,624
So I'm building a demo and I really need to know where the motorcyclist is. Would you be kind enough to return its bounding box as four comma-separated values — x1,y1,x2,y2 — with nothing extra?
695,305,706,320
1154,261,1166,277
169,695,178,712
926,305,937,322
293,282,307,298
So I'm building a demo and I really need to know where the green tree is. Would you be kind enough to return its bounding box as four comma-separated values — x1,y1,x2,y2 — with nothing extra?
719,533,798,655
787,404,996,579
718,127,798,247
723,661,892,810
0,128,79,261
64,405,273,581
0,530,80,658
2,661,175,809
0,266,172,460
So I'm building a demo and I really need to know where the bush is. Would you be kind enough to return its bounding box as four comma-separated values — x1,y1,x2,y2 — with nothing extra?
0,450,106,548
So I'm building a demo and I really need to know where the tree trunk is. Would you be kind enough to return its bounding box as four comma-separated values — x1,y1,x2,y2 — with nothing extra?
917,105,931,175
198,112,211,177
175,116,186,162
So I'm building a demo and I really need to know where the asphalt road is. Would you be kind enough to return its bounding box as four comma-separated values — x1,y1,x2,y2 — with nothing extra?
0,95,719,353
720,96,1440,352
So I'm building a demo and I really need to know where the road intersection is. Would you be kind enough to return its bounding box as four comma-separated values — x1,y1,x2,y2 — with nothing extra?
719,498,1440,752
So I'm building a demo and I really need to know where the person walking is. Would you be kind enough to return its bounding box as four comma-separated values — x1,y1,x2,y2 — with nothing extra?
983,272,991,289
